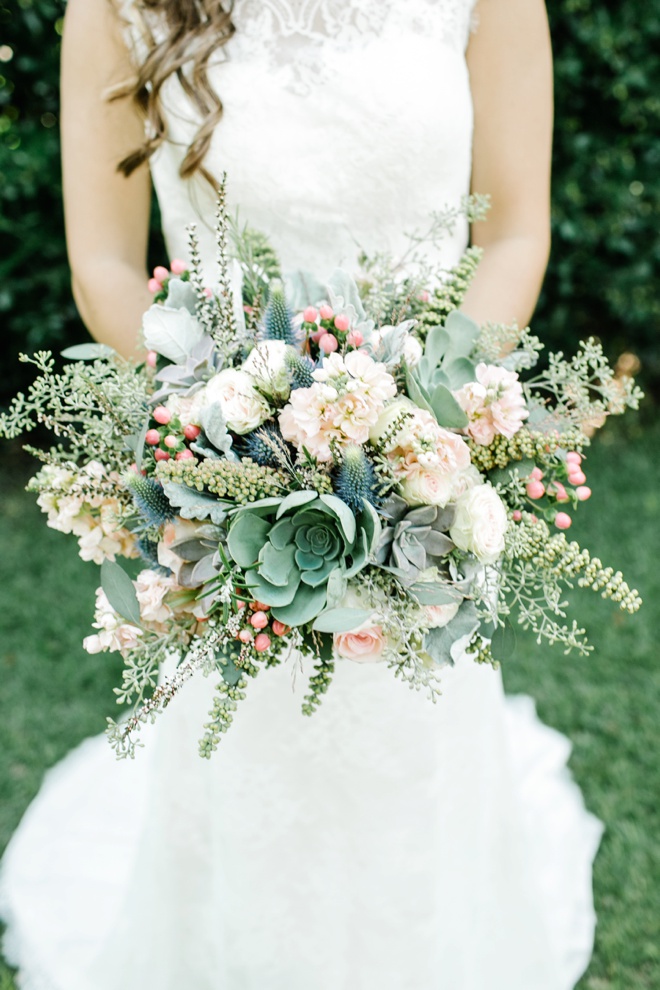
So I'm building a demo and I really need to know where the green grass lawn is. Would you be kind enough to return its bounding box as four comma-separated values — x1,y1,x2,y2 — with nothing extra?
0,419,658,988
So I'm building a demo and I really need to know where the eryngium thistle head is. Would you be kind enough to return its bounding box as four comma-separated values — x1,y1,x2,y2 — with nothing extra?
334,444,379,513
137,536,171,574
125,473,174,527
238,423,291,469
262,281,299,346
285,349,316,390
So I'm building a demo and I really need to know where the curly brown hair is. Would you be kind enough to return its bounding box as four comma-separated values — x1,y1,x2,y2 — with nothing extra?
110,0,234,186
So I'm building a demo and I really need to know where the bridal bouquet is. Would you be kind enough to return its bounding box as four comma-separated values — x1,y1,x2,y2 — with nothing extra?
1,183,643,758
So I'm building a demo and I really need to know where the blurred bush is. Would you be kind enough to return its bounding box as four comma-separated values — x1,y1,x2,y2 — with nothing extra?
0,0,658,401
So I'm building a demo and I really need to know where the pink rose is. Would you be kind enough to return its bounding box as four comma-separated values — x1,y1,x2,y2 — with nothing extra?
334,625,387,663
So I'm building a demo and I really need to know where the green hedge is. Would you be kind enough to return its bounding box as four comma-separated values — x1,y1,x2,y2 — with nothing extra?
1,0,659,399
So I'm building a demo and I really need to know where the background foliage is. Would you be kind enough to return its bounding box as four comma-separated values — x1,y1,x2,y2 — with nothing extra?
1,0,659,400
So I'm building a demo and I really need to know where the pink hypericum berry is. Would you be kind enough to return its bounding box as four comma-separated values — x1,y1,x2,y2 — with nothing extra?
555,512,572,530
550,481,569,502
250,611,269,630
236,600,247,611
303,306,318,324
271,620,289,637
153,265,169,283
145,429,161,446
164,434,179,449
146,350,158,368
319,304,334,321
576,486,592,501
530,466,544,482
419,290,430,303
254,633,271,652
526,480,546,500
568,469,587,486
154,449,171,462
170,258,188,275
204,287,213,298
183,424,201,441
238,629,253,644
346,330,364,347
334,314,350,333
148,278,161,294
153,405,172,425
530,514,539,524
319,333,339,354
249,600,269,612
310,327,325,342
566,451,582,466
175,449,194,461
512,510,523,522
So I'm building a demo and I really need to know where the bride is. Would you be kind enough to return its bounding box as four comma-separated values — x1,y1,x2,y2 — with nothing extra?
0,1,603,987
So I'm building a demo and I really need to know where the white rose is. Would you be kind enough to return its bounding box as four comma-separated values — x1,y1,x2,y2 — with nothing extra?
204,369,271,435
402,333,423,368
450,483,508,564
242,340,291,399
400,466,454,507
452,463,484,499
165,389,207,428
424,602,460,629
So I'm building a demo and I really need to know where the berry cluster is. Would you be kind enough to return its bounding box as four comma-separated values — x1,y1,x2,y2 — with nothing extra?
301,304,364,359
147,259,189,299
514,451,592,530
234,597,290,654
145,405,200,464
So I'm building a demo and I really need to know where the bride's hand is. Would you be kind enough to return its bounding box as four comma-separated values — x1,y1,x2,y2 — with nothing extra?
462,0,553,329
61,0,152,359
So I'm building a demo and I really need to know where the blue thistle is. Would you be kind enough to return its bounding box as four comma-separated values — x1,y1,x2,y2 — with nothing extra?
262,281,299,346
334,445,380,513
240,424,290,468
136,536,172,574
285,350,316,390
125,474,174,527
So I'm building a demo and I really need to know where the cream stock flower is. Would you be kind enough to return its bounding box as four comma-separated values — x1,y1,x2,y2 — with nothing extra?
455,363,528,446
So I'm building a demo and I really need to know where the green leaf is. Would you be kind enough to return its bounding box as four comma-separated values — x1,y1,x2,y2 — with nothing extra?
405,367,434,414
200,402,232,455
443,310,480,361
125,419,149,473
161,482,229,526
410,583,463,606
61,343,116,361
271,582,327,625
245,570,300,607
312,607,373,633
226,513,271,567
101,559,141,627
424,326,450,368
443,357,476,390
429,383,469,428
276,490,318,518
488,458,536,486
319,494,357,544
258,542,296,586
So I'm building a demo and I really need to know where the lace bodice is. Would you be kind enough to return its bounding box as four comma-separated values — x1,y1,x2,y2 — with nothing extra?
119,0,478,279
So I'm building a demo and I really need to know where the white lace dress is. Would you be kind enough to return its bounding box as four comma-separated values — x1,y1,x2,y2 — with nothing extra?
0,2,604,987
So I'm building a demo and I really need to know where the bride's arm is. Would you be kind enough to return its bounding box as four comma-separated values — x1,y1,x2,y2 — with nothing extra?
61,0,152,359
462,0,553,327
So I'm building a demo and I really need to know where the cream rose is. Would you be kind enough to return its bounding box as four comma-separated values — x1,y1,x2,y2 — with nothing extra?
424,602,460,629
204,368,271,435
449,483,508,564
400,465,454,507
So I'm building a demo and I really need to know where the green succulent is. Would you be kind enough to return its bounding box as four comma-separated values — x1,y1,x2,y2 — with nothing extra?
226,491,381,626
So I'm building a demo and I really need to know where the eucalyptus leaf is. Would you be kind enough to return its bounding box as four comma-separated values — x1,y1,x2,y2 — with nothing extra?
409,583,463,606
61,343,116,361
424,326,450,368
443,310,480,361
101,559,141,627
405,368,434,414
312,607,373,633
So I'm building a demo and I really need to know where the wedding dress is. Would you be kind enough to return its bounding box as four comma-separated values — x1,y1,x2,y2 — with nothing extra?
0,1,604,987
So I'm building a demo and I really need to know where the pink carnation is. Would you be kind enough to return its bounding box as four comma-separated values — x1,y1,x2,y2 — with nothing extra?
455,363,528,446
